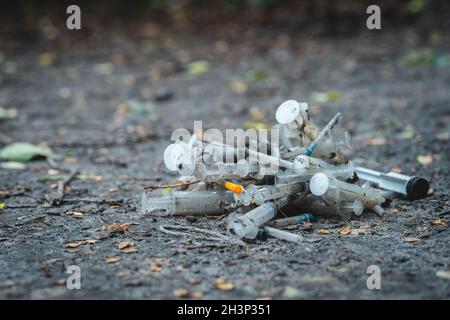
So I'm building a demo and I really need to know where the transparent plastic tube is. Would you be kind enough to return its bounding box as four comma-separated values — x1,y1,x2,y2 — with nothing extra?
275,160,354,184
141,190,233,216
227,202,277,239
267,213,315,227
234,182,306,206
305,113,342,156
263,226,302,243
355,167,429,198
313,131,352,158
310,172,385,217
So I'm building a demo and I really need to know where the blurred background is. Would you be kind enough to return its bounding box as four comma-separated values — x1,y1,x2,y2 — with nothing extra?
0,0,449,299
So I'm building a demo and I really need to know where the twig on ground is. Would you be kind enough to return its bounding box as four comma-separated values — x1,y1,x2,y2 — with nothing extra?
46,168,78,206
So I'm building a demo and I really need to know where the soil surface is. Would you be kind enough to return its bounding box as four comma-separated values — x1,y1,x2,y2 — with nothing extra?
0,6,449,299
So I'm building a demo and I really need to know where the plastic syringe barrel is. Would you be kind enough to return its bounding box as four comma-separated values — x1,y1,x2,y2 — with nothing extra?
355,167,429,198
305,113,342,156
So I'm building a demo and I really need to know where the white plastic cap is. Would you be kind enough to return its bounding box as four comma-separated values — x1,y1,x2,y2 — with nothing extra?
309,172,330,196
276,100,300,125
163,143,190,171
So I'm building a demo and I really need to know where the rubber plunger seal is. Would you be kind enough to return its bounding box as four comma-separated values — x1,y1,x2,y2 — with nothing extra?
406,177,430,199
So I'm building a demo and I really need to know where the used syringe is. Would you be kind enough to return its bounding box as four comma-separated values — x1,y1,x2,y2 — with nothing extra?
355,167,430,199
305,112,342,156
141,190,234,216
310,172,385,217
266,213,315,227
234,182,306,206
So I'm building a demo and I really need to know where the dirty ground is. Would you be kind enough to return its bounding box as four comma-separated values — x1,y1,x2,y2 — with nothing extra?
0,3,449,299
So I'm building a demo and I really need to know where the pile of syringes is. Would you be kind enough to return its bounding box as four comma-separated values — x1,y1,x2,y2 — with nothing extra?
142,99,430,243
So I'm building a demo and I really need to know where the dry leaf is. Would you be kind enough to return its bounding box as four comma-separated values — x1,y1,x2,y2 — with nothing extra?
391,167,402,173
391,208,401,213
66,242,82,249
404,237,420,243
117,241,134,250
249,106,264,121
105,256,120,264
417,155,433,165
364,137,387,146
47,168,59,175
102,223,129,232
436,270,450,280
431,219,447,226
173,288,189,298
150,258,169,272
72,211,83,219
65,239,97,248
427,188,434,195
416,226,428,232
339,226,352,235
318,229,330,235
121,247,138,253
190,291,204,299
214,278,235,291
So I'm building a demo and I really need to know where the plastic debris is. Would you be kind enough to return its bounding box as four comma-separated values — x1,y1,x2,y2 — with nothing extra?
142,99,431,244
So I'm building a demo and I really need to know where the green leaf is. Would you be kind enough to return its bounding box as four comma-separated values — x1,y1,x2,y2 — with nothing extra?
187,60,209,76
282,286,305,298
125,100,154,114
311,90,340,103
0,106,17,119
247,69,268,82
0,142,56,162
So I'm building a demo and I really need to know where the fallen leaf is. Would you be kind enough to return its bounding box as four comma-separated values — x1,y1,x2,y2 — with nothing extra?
72,211,83,219
247,69,268,82
0,142,56,162
427,188,434,195
187,60,209,76
431,219,447,226
121,247,138,253
436,270,450,280
214,278,235,291
125,100,154,114
66,242,82,249
117,241,134,250
150,257,169,272
404,237,420,243
363,137,387,146
190,291,204,299
249,106,264,121
76,173,103,181
311,90,340,103
65,239,97,248
417,154,433,165
0,161,26,170
0,106,17,119
282,286,305,298
102,223,129,233
243,121,271,130
230,79,247,93
318,229,330,235
173,288,189,298
416,226,428,232
47,168,59,175
339,226,352,235
391,167,403,173
105,256,120,264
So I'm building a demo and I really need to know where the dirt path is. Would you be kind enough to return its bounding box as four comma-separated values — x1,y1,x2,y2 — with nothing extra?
0,14,449,299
